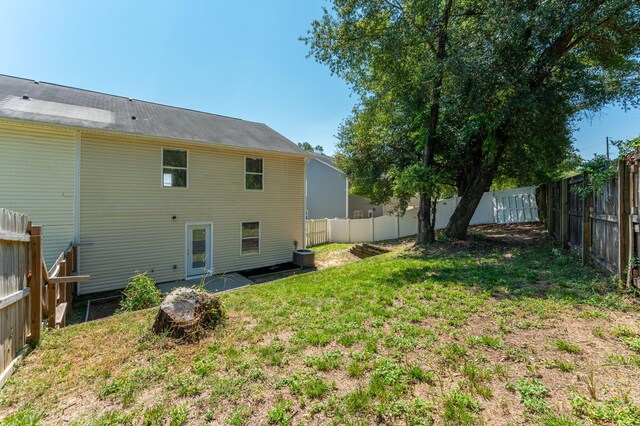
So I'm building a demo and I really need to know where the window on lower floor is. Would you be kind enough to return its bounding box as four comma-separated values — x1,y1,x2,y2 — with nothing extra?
162,148,187,188
353,210,364,219
241,221,260,254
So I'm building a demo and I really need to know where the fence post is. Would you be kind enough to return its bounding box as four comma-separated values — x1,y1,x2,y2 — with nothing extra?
72,245,78,273
561,178,569,248
65,251,73,314
371,216,375,242
47,266,58,328
618,160,630,282
581,172,591,266
28,224,42,343
628,163,636,288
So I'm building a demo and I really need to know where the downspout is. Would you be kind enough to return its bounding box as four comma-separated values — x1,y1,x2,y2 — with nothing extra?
74,131,81,244
74,131,81,294
345,177,349,218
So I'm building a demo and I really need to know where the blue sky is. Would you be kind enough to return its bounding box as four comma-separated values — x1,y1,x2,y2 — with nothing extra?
1,0,637,157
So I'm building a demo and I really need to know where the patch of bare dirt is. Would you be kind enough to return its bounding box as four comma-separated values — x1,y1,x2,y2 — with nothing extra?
86,296,122,321
458,310,640,425
314,248,359,269
401,223,549,258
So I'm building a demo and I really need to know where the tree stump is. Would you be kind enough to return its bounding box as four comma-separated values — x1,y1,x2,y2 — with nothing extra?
152,288,224,340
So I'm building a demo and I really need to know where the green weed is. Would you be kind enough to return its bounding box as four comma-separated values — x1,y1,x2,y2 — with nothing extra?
304,350,342,371
0,407,42,426
511,377,549,413
571,395,640,424
118,272,161,312
553,339,581,354
442,389,480,425
225,405,251,425
267,401,292,425
545,359,575,372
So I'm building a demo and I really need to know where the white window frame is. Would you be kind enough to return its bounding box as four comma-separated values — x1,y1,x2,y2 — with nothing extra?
354,210,364,219
368,209,374,218
244,156,264,191
240,220,261,256
162,147,189,189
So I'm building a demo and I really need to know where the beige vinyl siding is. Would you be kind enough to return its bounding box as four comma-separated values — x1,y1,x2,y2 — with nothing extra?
80,133,304,294
0,122,76,265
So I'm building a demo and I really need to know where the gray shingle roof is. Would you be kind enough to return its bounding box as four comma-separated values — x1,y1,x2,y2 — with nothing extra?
314,154,339,167
0,74,309,156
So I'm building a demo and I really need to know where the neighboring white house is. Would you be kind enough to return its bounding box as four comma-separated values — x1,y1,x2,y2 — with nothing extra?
305,154,390,220
0,74,311,294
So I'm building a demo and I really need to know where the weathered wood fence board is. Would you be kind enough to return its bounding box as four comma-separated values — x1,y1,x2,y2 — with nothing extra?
591,175,619,273
0,208,31,385
568,175,584,252
550,181,563,241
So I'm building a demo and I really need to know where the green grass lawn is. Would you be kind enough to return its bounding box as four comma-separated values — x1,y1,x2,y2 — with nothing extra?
2,225,640,425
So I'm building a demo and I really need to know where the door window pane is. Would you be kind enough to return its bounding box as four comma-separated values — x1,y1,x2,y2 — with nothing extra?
192,228,207,268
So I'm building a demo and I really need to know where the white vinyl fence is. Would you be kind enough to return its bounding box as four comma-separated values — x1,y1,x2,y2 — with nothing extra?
306,186,539,245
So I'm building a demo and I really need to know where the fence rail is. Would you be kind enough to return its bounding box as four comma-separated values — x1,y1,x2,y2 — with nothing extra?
0,208,88,388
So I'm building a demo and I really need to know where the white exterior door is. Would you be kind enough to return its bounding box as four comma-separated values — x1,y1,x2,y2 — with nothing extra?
186,224,212,277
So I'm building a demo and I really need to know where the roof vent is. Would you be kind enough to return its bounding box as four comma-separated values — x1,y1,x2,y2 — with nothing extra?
128,98,133,101
131,115,137,120
22,94,29,100
34,80,40,85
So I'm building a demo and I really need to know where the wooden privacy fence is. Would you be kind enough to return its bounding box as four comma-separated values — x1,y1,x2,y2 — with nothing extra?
0,208,88,388
0,209,30,387
539,159,636,288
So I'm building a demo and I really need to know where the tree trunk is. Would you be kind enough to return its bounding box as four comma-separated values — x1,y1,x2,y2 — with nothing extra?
430,197,438,231
445,133,507,239
445,166,494,239
415,0,452,246
416,192,435,244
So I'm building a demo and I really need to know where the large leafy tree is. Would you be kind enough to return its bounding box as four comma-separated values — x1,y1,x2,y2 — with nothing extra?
304,0,472,243
443,0,640,238
304,0,640,243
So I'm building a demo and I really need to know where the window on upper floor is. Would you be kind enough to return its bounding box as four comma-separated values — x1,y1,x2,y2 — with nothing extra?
162,148,187,188
245,157,263,190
